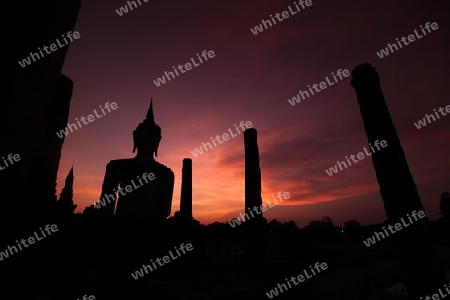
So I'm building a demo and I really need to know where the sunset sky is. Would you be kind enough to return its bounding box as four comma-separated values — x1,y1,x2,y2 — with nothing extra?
57,0,450,227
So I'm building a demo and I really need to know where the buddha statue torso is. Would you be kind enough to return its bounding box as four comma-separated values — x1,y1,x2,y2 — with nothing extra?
100,158,174,219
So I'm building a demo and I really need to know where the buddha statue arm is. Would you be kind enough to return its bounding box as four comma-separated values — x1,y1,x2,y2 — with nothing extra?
98,161,120,216
157,169,174,220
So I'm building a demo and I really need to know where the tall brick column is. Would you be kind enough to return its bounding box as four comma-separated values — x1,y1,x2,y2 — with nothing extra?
351,63,446,299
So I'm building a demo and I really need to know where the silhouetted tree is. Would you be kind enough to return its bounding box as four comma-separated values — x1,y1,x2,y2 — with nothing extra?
268,219,283,238
283,220,298,231
322,216,333,224
169,210,200,225
303,216,340,242
343,219,362,241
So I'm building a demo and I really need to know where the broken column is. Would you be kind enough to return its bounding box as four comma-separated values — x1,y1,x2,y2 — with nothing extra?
351,63,446,298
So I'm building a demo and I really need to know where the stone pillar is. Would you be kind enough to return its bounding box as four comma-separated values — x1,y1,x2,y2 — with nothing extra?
351,63,446,299
245,129,263,213
244,128,265,261
180,158,192,219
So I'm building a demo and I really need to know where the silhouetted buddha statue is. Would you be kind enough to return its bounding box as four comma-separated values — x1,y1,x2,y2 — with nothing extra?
98,99,174,221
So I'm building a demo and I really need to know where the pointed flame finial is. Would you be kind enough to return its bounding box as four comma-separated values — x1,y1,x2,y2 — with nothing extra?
146,98,154,122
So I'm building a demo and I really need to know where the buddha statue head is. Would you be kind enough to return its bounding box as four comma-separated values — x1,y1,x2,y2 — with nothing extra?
132,99,162,157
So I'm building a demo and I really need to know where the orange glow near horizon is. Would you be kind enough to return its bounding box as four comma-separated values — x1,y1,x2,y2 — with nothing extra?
54,0,449,228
